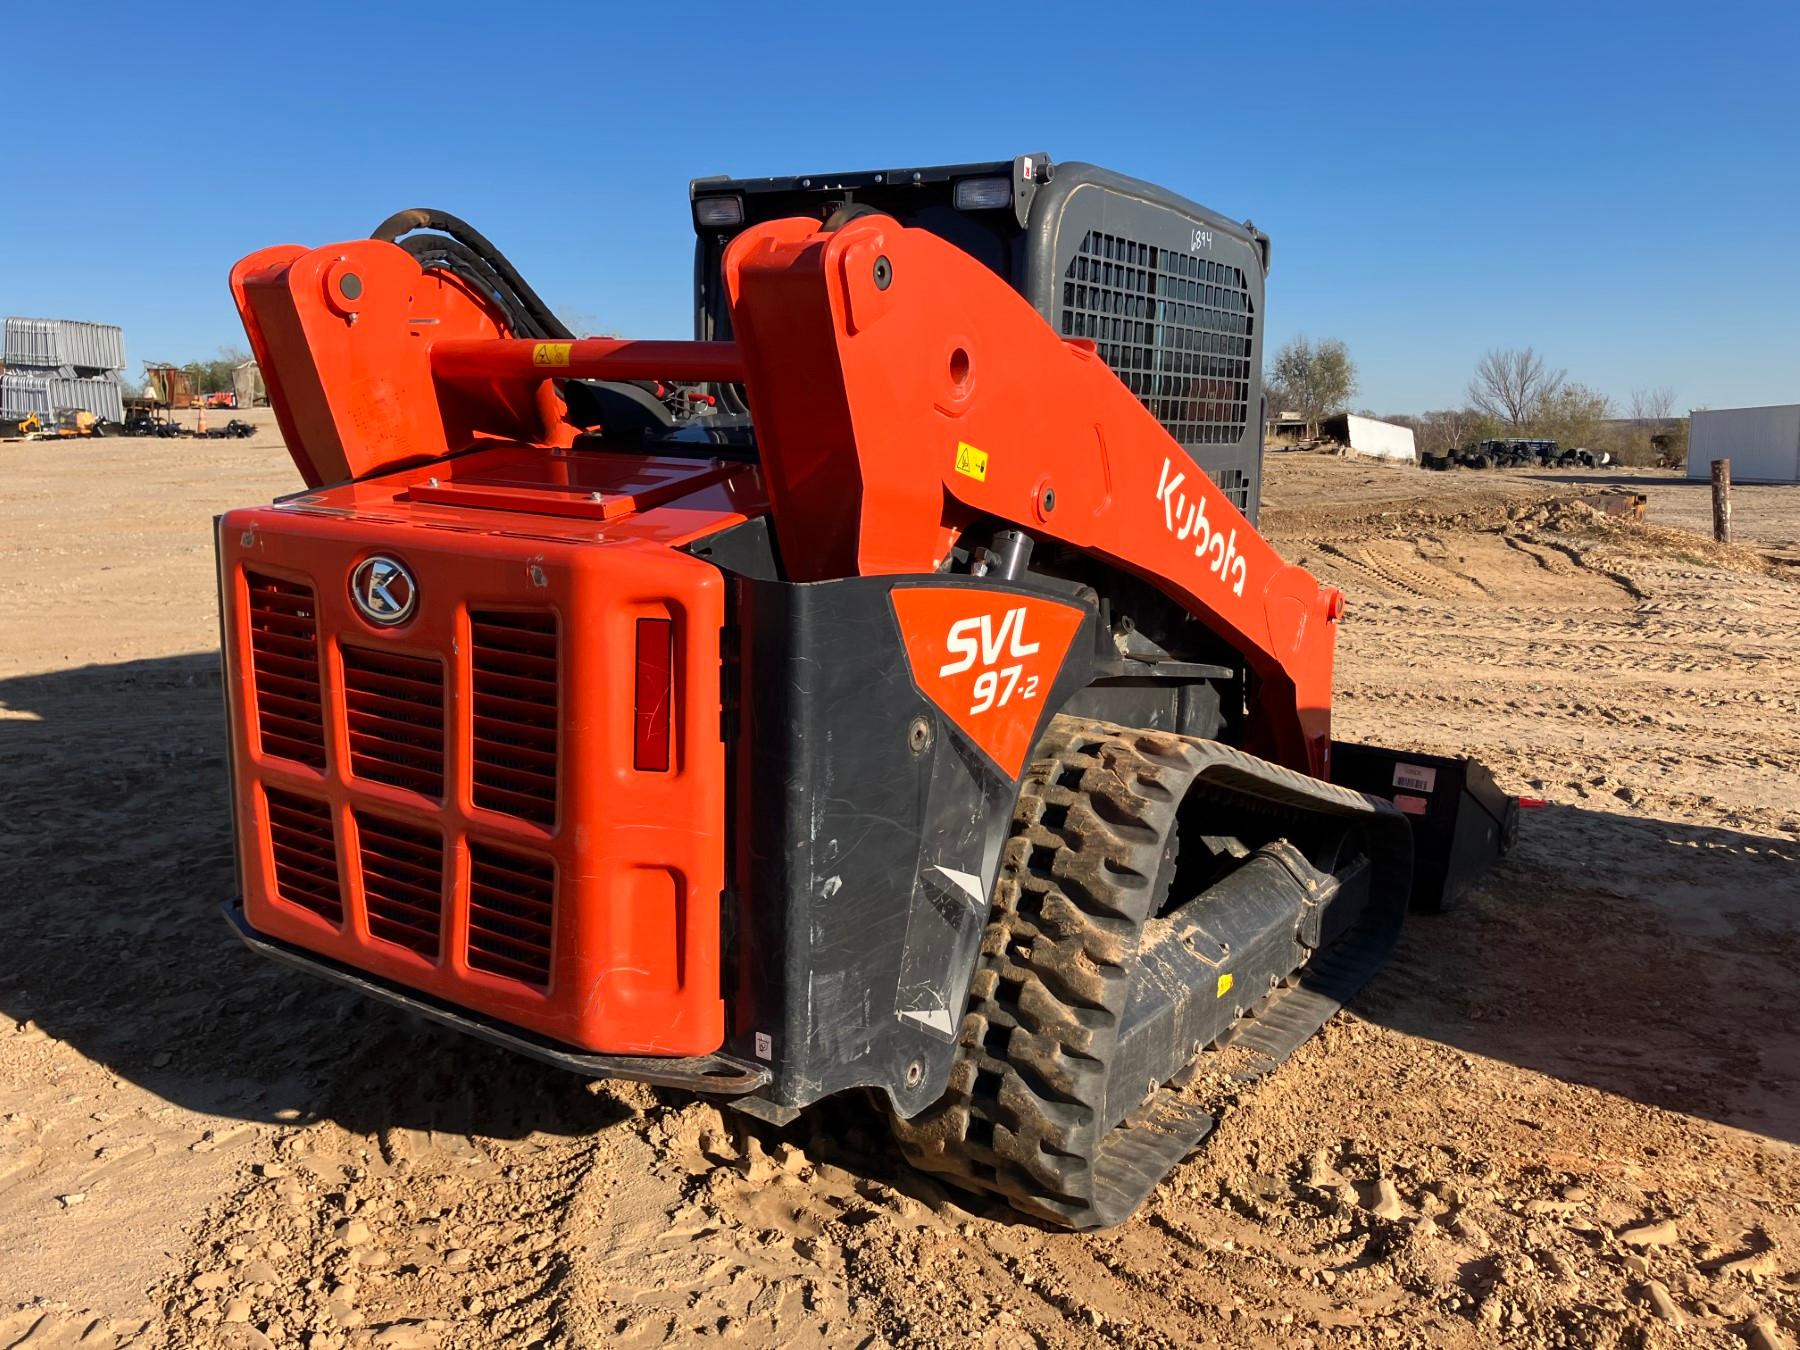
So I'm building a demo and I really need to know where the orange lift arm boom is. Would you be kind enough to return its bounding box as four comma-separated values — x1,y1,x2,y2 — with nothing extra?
720,216,1343,777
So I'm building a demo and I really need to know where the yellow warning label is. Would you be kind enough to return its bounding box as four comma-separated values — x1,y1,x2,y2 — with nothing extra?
954,441,989,482
1216,972,1234,999
532,342,573,368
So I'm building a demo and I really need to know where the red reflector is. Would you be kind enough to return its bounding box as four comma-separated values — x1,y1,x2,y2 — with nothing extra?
634,618,673,771
1518,796,1547,809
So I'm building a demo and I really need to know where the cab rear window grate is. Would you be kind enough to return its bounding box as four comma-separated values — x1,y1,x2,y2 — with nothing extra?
246,572,326,768
469,611,559,827
1060,229,1255,457
265,788,341,924
466,842,555,987
355,811,444,958
340,646,446,800
1211,467,1250,512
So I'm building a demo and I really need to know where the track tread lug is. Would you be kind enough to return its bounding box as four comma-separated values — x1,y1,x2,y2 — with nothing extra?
889,714,1409,1229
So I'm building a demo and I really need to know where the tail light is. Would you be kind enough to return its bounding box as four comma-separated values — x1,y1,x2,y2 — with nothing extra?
634,618,673,772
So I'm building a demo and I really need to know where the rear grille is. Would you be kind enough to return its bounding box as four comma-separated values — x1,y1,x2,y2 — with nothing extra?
246,572,326,768
265,788,341,924
466,842,555,986
469,611,559,826
355,812,444,957
1060,228,1255,453
340,646,446,799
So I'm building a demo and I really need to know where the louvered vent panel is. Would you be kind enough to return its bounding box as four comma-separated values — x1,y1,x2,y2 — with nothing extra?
469,611,559,826
265,788,341,924
340,646,445,800
355,812,444,958
1059,229,1257,508
246,572,326,768
466,842,555,987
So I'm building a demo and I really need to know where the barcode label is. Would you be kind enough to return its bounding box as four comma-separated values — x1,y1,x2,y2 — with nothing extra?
1393,764,1438,793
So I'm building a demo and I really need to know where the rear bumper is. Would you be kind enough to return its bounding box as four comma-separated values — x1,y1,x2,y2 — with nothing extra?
223,900,768,1094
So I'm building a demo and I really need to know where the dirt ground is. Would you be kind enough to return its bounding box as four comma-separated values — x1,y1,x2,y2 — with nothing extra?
2,428,1798,1349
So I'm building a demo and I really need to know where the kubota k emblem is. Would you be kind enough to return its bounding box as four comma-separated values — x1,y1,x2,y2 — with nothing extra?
350,555,417,626
892,588,1085,778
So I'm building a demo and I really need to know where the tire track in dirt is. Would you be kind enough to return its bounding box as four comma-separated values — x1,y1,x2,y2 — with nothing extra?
146,1017,626,1349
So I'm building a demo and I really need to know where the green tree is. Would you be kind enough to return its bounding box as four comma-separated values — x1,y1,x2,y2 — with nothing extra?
1532,382,1614,447
1265,336,1358,439
172,345,252,396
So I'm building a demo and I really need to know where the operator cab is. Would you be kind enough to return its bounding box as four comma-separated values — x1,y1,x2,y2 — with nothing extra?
685,155,1271,522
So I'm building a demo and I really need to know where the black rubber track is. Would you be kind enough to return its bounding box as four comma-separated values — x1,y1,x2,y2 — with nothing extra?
890,714,1406,1228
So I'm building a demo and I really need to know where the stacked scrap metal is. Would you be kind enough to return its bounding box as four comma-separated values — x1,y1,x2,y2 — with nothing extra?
2,317,128,424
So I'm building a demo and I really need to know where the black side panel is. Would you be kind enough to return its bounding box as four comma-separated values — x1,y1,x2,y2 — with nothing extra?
1329,743,1519,911
722,571,1100,1116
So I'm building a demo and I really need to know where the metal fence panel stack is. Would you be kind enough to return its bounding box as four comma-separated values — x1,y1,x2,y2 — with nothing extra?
2,316,128,423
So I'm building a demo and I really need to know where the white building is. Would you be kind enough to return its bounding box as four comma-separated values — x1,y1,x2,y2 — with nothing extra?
1687,405,1800,484
1321,413,1417,463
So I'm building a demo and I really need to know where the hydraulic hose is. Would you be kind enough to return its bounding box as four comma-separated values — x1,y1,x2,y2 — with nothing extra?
398,236,542,337
370,208,573,340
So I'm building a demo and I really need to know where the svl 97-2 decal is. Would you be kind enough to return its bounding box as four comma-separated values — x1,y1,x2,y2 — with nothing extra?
891,588,1085,779
940,606,1040,714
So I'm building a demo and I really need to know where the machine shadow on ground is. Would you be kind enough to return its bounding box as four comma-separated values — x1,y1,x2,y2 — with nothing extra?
1358,801,1800,1148
3,653,1796,1159
0,652,628,1146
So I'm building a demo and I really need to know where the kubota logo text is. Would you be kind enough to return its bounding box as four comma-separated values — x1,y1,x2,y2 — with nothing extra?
940,607,1042,714
1156,458,1248,598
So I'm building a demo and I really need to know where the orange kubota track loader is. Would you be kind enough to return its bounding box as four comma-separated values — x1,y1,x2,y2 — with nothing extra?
219,157,1514,1228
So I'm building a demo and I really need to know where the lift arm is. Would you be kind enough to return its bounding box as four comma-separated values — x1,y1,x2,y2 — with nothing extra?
721,216,1342,777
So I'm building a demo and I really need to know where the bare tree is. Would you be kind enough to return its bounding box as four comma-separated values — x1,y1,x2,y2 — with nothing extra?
1628,386,1676,425
1266,336,1358,439
1412,407,1485,454
1468,348,1565,427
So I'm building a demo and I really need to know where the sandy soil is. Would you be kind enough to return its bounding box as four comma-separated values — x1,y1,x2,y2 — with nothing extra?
2,433,1797,1349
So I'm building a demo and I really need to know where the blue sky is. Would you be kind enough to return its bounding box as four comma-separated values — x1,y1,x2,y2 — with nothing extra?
4,0,1794,413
